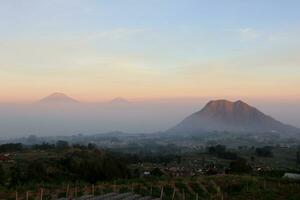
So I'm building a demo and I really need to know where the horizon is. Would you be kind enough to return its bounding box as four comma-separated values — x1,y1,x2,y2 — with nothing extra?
0,92,300,139
0,91,298,104
2,91,300,104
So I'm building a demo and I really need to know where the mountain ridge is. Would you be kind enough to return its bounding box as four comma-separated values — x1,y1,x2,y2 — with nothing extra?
169,99,300,135
37,92,79,104
108,97,130,104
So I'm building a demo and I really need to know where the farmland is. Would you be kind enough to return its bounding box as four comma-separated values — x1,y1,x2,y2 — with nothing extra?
0,142,300,199
0,175,300,199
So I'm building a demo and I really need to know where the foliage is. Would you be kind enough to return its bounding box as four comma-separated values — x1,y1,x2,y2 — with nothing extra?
55,140,69,150
229,159,252,174
207,145,238,160
0,143,23,153
189,182,208,196
255,146,273,157
6,149,129,187
0,164,6,185
206,180,220,194
151,168,164,177
32,143,55,150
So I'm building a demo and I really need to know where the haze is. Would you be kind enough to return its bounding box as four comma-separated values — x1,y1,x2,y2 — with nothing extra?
0,1,300,137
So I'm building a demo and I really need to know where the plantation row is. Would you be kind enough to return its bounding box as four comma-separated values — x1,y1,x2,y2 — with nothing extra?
1,175,300,200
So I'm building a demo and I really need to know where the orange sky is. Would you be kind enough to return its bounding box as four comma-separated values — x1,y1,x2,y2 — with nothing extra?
1,1,300,103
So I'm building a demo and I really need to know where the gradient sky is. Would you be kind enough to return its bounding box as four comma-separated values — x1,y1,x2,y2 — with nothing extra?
0,0,300,102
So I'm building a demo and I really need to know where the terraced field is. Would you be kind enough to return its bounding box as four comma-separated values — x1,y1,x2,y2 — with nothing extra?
1,175,300,200
57,192,160,200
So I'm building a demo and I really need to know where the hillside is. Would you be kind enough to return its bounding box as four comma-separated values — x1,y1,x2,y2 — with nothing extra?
169,100,300,135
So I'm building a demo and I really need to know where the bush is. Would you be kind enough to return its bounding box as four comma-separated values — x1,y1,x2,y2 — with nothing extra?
8,150,129,186
151,168,164,177
229,159,252,174
189,182,208,197
206,180,220,194
255,147,273,157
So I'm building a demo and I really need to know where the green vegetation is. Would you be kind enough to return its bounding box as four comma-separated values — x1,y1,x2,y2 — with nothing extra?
0,142,300,199
229,159,252,174
207,144,238,160
0,176,299,199
0,144,129,188
255,146,273,157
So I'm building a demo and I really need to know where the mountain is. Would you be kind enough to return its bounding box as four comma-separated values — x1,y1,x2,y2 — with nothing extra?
37,92,78,104
108,97,130,104
169,99,300,135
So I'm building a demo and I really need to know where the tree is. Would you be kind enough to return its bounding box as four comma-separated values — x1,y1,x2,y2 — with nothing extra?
9,163,23,187
33,142,55,150
151,168,164,177
229,159,252,174
255,146,273,157
26,135,38,144
0,143,23,153
0,164,6,185
207,145,226,154
87,143,96,150
56,140,69,150
207,145,237,160
60,150,128,183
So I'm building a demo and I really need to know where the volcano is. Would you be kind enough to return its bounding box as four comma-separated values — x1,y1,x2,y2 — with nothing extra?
37,92,78,104
169,100,300,134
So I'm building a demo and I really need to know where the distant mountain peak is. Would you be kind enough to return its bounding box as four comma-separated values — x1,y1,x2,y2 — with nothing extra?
37,92,78,103
108,97,130,104
169,99,300,135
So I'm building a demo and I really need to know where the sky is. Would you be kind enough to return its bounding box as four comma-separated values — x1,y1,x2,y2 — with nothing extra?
0,0,300,102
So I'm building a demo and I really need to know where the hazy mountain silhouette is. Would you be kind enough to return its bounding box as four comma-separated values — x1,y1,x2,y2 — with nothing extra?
37,92,78,104
169,99,300,134
108,97,130,104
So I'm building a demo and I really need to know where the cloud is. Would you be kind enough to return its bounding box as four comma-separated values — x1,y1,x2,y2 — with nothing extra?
237,28,260,41
178,44,300,98
86,28,149,40
0,27,151,70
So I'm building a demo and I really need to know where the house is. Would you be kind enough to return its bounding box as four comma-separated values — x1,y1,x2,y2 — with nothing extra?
143,171,151,177
0,154,12,163
283,173,300,180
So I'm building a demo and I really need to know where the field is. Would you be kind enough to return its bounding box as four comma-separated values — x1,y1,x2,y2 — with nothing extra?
0,143,299,199
0,175,300,200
